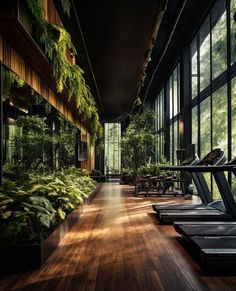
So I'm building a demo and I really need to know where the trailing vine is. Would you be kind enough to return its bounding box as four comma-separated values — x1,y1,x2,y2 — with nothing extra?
60,0,71,16
2,67,25,101
24,0,103,145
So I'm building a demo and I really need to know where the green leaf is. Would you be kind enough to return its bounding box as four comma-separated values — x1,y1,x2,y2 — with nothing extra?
2,211,12,219
57,207,66,220
0,198,14,205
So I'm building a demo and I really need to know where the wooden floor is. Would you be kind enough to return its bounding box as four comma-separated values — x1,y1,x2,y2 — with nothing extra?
1,183,236,291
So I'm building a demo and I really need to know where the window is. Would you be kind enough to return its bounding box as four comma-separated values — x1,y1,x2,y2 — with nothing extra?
104,123,121,175
168,64,180,119
212,84,228,156
155,88,165,161
211,0,227,80
191,106,198,154
200,97,211,158
231,0,236,64
199,16,211,91
191,38,198,98
232,77,236,157
169,123,173,164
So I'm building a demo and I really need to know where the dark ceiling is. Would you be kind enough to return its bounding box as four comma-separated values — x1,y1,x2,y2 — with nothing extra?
72,0,163,122
56,0,215,123
139,0,215,106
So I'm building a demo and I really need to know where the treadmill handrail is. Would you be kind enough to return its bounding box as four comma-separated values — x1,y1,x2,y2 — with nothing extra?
160,165,235,172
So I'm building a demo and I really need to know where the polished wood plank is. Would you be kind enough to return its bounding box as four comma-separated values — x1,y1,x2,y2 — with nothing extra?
1,183,236,290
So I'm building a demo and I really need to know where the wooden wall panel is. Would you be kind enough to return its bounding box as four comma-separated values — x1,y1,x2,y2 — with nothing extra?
44,0,62,26
0,36,3,61
0,35,95,171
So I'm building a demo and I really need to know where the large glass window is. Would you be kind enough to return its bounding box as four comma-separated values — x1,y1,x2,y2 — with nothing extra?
191,106,198,154
168,64,180,119
199,16,211,91
200,97,211,157
155,88,165,162
173,121,179,165
231,0,236,64
169,123,173,164
212,84,228,156
173,67,179,117
191,38,198,98
104,123,121,175
169,121,179,165
155,88,164,131
211,0,227,80
232,77,236,157
169,79,173,119
2,66,78,175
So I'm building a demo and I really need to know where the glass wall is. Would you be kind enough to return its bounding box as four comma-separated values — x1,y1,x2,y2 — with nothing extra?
189,0,232,197
232,77,236,157
168,63,180,164
2,66,79,178
155,88,165,161
191,38,198,99
199,16,210,92
191,106,198,153
231,0,236,64
199,97,211,158
211,0,227,80
212,84,228,156
104,123,121,175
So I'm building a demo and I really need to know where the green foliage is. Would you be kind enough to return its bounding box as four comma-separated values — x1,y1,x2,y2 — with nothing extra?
25,0,103,145
0,167,97,245
60,0,71,16
137,158,172,177
4,113,82,174
120,111,157,177
2,67,25,101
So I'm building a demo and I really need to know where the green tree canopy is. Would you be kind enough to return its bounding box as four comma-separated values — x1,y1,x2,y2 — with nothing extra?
120,111,157,177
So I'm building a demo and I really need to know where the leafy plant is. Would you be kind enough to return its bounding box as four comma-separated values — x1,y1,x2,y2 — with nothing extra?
137,160,173,178
60,0,71,16
120,111,157,178
0,167,97,245
2,67,25,101
24,0,103,145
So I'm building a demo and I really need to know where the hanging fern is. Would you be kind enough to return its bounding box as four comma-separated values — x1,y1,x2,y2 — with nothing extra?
24,0,103,145
60,0,71,16
2,67,25,101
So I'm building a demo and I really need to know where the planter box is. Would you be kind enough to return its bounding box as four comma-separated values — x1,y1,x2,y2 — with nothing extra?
0,185,101,273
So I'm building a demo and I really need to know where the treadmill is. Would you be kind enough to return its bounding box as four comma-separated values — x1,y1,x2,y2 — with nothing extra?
153,149,225,214
173,162,236,269
157,150,236,224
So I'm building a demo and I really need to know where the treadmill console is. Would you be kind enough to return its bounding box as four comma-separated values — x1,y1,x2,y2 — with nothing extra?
199,148,225,166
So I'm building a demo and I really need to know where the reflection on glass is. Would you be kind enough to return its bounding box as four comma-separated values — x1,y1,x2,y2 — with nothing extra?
200,97,211,157
191,106,198,154
2,66,78,177
212,84,228,157
191,38,198,98
212,0,227,80
200,16,210,92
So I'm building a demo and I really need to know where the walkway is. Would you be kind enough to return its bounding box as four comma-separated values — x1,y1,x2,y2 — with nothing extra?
1,183,236,290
